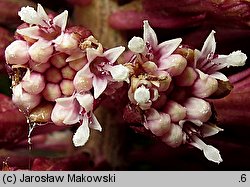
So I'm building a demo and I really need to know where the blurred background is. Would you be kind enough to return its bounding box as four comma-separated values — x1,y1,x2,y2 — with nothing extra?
0,0,250,171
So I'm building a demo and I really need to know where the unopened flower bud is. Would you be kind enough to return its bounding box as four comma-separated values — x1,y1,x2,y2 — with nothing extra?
54,33,78,54
60,80,74,96
61,66,76,80
192,70,218,98
175,67,198,86
158,75,172,92
28,39,53,63
69,57,87,71
22,71,45,94
161,124,183,148
5,40,30,65
160,54,187,76
29,60,50,73
12,84,41,111
128,36,146,53
163,100,186,122
42,83,62,101
50,53,68,69
51,101,80,126
142,61,158,73
45,67,62,83
74,75,93,92
145,109,171,136
183,97,212,122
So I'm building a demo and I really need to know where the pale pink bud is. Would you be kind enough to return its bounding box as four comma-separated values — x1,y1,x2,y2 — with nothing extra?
192,70,218,98
61,66,76,80
5,40,30,65
69,57,87,71
183,97,212,122
12,84,41,111
145,109,171,136
75,93,94,112
60,80,74,96
73,72,93,92
54,33,78,54
142,61,158,73
28,39,53,63
175,67,198,86
29,60,50,73
42,83,62,102
51,97,80,126
22,71,45,94
159,54,187,76
163,100,187,122
45,67,62,83
50,53,68,69
158,75,172,92
161,124,183,148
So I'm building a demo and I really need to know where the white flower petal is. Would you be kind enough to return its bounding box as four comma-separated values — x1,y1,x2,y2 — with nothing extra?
37,3,49,22
157,38,182,59
210,72,228,81
73,117,90,147
16,26,41,40
90,113,102,131
66,51,85,62
179,119,203,128
18,6,46,26
93,76,108,99
22,69,31,82
12,83,23,98
201,124,223,137
103,46,125,64
86,48,102,63
55,95,75,107
75,93,94,112
53,10,68,31
199,30,216,62
143,20,158,49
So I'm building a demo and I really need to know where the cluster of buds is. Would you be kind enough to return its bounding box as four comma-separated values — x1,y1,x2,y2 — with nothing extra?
123,21,247,163
4,4,129,147
4,4,247,163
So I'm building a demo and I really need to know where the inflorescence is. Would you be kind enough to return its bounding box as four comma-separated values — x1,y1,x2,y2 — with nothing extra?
4,4,247,163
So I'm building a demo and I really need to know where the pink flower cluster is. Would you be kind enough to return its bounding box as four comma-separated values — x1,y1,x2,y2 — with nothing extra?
4,4,126,147
5,4,247,163
124,20,247,163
